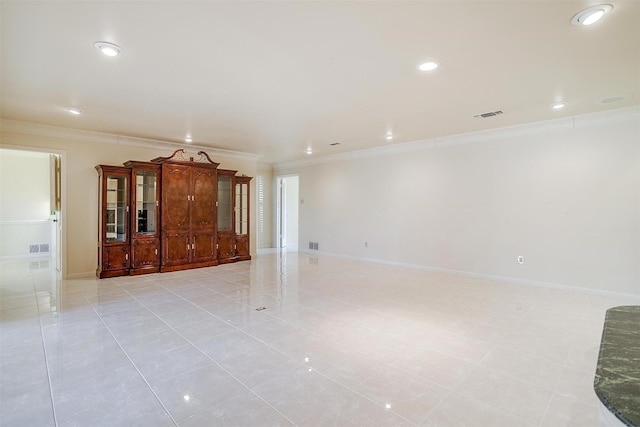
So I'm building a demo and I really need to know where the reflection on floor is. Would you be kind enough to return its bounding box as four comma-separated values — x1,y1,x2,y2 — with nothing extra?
1,251,637,426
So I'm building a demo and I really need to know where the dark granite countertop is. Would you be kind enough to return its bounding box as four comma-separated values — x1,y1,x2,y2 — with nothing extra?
594,305,640,427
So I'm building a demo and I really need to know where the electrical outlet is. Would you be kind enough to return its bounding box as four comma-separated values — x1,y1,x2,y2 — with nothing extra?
517,256,524,264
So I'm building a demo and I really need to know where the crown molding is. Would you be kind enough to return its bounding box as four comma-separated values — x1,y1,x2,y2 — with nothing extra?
274,105,640,172
0,119,262,161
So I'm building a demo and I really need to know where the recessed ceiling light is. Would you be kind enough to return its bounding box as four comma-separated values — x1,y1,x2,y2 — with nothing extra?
94,41,122,56
66,107,82,115
185,135,192,143
418,61,439,71
571,4,613,26
551,102,567,110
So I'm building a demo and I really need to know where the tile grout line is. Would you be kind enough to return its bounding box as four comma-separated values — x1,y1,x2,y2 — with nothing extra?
203,314,420,425
179,280,422,423
35,271,59,427
117,279,298,426
120,274,416,424
21,253,631,426
88,284,180,427
538,308,599,426
185,278,491,424
266,297,550,426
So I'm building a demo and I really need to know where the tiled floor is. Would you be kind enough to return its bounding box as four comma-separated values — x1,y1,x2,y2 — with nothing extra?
1,251,637,426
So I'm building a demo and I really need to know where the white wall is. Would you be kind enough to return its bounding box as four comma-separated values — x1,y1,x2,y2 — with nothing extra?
276,107,640,296
285,176,299,247
1,124,259,278
0,149,52,258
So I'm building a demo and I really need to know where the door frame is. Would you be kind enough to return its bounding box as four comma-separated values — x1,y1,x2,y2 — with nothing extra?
1,145,67,277
275,174,299,250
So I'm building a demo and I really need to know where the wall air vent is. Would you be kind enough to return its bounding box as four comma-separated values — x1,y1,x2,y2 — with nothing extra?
28,243,51,255
474,110,504,118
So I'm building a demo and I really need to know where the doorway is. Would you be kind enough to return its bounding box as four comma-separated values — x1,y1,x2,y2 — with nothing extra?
276,175,299,251
0,148,63,275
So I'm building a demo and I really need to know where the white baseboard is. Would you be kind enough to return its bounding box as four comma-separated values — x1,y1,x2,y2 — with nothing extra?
0,254,53,261
299,249,640,301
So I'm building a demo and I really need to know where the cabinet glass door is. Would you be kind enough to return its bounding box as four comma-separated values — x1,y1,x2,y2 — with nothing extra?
235,182,248,235
106,175,127,242
217,176,233,231
135,171,157,235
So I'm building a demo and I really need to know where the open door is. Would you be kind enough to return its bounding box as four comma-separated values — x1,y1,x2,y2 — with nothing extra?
50,154,62,273
279,178,287,248
276,175,299,251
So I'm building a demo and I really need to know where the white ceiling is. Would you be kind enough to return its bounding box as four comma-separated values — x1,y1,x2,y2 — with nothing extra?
1,1,638,164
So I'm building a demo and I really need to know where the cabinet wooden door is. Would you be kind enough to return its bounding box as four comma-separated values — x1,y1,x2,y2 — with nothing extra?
131,238,159,270
103,244,130,273
235,235,250,261
163,231,190,266
127,161,161,275
235,176,252,261
96,165,131,278
217,232,236,263
192,231,216,263
191,167,216,230
189,167,216,263
217,171,236,263
162,164,191,231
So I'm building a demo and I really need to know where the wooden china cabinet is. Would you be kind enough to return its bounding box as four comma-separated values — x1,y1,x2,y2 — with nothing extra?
217,169,237,264
154,155,219,272
96,165,131,278
125,161,161,275
217,171,252,263
96,150,250,278
234,175,252,261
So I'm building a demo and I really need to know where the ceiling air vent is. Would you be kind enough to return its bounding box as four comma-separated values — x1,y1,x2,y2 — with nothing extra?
474,110,503,118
